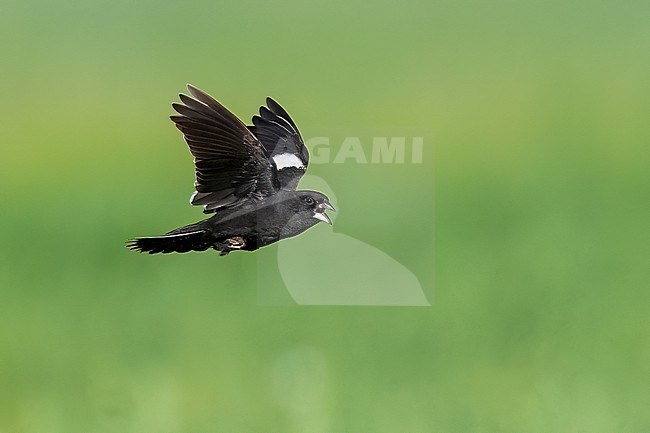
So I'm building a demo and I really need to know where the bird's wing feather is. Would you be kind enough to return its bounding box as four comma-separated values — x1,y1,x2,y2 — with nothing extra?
248,97,308,190
171,85,278,213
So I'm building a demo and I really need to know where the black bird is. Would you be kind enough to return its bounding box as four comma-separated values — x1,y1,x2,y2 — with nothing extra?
127,85,334,255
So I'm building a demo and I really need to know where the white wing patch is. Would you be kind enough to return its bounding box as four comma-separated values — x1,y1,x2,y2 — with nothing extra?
272,153,305,170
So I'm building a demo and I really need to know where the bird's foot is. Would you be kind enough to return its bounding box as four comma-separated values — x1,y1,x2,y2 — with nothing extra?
215,236,246,255
225,236,246,249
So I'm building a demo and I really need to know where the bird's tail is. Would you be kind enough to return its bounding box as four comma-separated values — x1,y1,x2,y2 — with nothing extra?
127,225,212,254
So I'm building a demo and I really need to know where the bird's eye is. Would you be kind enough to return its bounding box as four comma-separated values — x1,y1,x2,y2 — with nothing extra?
303,196,315,205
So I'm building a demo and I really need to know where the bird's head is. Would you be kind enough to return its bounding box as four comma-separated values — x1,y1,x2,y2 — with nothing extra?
296,190,336,225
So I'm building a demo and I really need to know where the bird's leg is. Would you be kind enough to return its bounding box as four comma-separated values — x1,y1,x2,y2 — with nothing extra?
215,236,247,255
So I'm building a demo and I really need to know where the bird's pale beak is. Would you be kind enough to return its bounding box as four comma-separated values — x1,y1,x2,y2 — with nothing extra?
313,200,335,224
312,211,332,224
322,201,336,212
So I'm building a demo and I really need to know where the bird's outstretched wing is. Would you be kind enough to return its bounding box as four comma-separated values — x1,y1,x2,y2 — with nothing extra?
171,85,278,213
248,98,309,190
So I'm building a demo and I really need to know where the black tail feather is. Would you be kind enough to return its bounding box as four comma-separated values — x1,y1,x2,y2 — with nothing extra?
127,230,210,254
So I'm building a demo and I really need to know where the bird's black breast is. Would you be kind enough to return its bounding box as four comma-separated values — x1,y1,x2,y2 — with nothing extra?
202,192,316,251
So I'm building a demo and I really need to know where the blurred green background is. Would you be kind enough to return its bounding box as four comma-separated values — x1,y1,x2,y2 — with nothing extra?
1,0,649,431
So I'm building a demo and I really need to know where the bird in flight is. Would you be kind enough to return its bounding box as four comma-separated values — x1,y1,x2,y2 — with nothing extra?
128,85,335,255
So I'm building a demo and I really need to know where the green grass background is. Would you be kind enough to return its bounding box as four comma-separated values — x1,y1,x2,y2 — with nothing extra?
1,0,649,431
